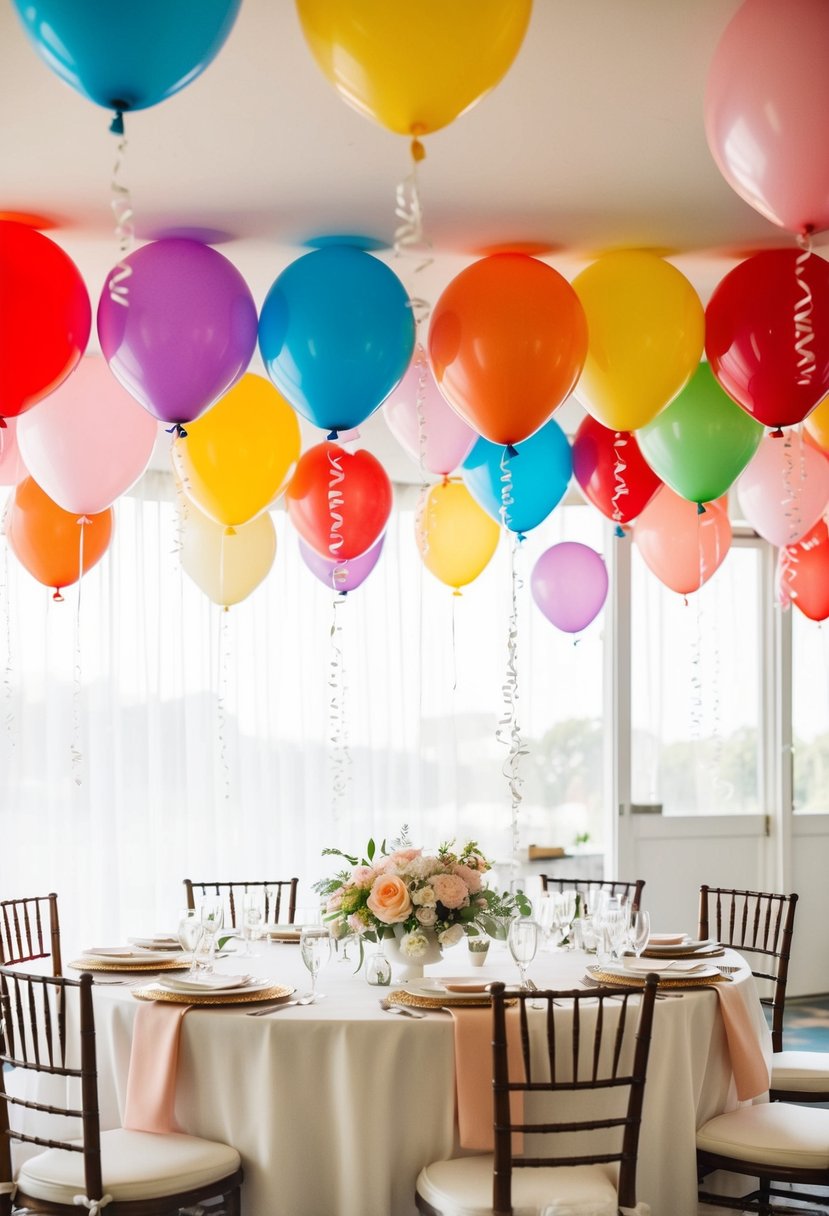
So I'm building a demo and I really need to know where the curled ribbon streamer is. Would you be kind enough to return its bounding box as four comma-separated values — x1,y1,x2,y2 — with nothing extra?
498,449,515,532
495,532,529,859
414,482,431,562
73,1194,113,1213
217,608,231,803
689,593,703,743
394,150,433,329
328,594,351,819
612,432,629,535
327,447,345,559
108,115,134,308
70,517,90,785
414,347,430,477
1,543,14,748
795,229,816,389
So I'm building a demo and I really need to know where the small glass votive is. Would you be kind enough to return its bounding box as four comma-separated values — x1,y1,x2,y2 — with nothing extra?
468,938,490,967
365,947,392,986
572,916,596,953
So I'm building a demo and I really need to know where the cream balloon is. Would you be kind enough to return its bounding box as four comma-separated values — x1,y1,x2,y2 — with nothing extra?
181,501,276,607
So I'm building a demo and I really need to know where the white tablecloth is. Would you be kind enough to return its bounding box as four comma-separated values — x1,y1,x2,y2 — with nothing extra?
86,942,771,1216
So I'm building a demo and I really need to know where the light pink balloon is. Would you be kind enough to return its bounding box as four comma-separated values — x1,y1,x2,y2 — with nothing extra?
0,421,27,486
384,345,477,476
633,487,732,596
705,0,829,234
17,357,159,515
737,431,829,547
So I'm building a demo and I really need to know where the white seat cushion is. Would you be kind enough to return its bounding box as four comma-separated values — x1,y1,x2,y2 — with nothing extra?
415,1154,623,1216
697,1103,829,1170
772,1050,829,1093
17,1128,240,1205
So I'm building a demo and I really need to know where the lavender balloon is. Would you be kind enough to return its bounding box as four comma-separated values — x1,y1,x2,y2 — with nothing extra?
299,533,385,594
531,542,608,634
97,238,257,429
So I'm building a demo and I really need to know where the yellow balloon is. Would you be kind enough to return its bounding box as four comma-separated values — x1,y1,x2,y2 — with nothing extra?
295,0,532,137
805,395,829,450
572,251,705,431
416,480,500,591
181,501,277,608
172,373,300,530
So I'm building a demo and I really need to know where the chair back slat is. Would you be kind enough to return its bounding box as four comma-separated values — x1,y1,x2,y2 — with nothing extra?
0,894,62,975
538,876,645,917
183,878,299,927
490,976,658,1215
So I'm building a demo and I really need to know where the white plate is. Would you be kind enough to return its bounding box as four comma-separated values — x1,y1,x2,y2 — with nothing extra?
128,936,181,951
648,933,688,946
590,961,719,981
405,978,493,1002
265,923,305,941
158,974,269,995
82,947,176,964
643,939,718,955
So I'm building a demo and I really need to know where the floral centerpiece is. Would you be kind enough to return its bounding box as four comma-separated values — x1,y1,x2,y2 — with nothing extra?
313,832,530,970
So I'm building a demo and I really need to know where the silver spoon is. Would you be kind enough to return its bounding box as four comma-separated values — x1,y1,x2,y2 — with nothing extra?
247,994,316,1016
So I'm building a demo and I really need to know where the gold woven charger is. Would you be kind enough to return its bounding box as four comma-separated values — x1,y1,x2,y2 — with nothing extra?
130,982,294,1006
387,988,495,1010
70,957,190,973
586,965,727,989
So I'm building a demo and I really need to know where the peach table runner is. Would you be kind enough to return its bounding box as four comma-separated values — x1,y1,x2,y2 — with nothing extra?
714,981,770,1101
449,1006,525,1151
123,1002,192,1132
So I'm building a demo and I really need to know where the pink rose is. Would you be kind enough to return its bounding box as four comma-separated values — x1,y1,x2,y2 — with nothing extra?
367,874,413,924
326,892,343,913
381,848,422,871
432,873,470,910
454,863,482,894
351,865,377,887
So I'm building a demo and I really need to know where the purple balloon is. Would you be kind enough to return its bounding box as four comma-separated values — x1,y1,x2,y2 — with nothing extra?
97,238,257,427
299,533,385,593
531,542,608,634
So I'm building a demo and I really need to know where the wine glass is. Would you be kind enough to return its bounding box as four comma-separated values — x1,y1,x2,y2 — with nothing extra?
177,909,203,977
559,889,578,946
300,926,332,1001
198,901,224,973
629,909,651,959
507,918,539,991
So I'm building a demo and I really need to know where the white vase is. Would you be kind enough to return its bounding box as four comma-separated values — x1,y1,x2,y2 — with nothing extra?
383,927,442,981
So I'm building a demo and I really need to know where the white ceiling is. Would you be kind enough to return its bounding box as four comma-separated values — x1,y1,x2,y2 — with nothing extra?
0,0,813,480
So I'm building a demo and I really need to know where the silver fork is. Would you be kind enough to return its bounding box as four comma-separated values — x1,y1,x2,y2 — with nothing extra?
380,999,427,1019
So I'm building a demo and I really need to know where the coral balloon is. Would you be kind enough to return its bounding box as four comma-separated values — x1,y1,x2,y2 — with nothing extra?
705,0,829,235
638,362,763,506
736,430,829,548
0,222,91,423
780,521,829,622
181,501,276,608
172,373,300,530
299,534,385,594
0,422,27,487
531,543,608,634
416,480,500,592
295,0,531,137
429,254,587,448
572,415,661,528
259,247,415,436
633,487,732,596
286,441,392,561
462,418,571,534
572,251,704,431
5,477,113,595
384,346,476,476
12,0,241,113
17,357,158,515
97,238,257,429
706,250,829,431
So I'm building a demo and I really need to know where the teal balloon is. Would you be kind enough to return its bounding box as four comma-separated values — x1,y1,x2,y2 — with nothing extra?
11,0,241,112
462,419,572,533
258,247,415,435
638,362,763,504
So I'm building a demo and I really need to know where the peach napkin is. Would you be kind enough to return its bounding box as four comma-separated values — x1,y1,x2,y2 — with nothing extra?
449,1006,525,1151
714,982,770,1101
123,1002,192,1132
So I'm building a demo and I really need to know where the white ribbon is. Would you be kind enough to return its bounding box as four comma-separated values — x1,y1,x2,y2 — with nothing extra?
0,1182,17,1198
73,1195,113,1214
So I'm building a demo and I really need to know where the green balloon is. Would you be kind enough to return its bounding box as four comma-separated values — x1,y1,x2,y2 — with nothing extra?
638,362,763,504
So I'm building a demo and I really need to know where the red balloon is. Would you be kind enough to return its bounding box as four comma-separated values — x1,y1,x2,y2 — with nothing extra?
706,249,829,431
428,253,587,447
572,415,662,527
6,477,113,595
286,441,392,561
0,222,91,422
780,519,829,622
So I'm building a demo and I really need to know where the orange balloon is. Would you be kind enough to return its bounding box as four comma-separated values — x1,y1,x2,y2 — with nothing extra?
6,476,113,594
632,486,731,596
428,254,588,448
805,395,829,451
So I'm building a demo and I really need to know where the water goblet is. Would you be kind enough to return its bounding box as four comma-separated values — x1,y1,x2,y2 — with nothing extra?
198,901,224,973
177,909,203,977
629,910,651,959
507,918,539,991
559,889,578,946
240,892,265,957
300,925,332,1001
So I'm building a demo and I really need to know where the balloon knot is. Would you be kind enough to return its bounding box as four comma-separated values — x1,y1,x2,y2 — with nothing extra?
452,589,463,598
697,502,706,516
614,524,626,539
223,605,230,614
52,589,64,603
76,515,92,526
224,525,236,537
411,137,426,164
327,429,339,441
0,417,7,429
516,531,527,543
165,423,188,439
339,590,349,598
683,595,689,607
505,443,519,459
770,427,784,439
109,109,125,136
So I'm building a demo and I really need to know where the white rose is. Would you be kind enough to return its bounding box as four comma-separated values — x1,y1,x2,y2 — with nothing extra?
400,930,429,958
416,905,437,926
438,923,465,948
412,885,436,906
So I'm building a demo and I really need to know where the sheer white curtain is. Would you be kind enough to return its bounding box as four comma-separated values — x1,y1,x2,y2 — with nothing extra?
1,474,606,951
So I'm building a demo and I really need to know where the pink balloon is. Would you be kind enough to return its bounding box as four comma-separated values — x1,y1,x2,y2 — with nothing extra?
16,357,158,514
383,345,476,476
0,420,27,486
736,430,829,548
705,0,829,234
299,533,385,593
633,487,732,596
531,542,608,634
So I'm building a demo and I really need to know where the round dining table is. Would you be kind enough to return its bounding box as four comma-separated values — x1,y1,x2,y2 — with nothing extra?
84,937,771,1216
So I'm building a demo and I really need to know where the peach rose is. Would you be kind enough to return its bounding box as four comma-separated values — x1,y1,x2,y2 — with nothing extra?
432,873,470,910
381,848,422,871
454,863,482,893
367,874,413,924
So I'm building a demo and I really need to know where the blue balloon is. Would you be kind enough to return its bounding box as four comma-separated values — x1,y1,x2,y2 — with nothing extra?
258,247,415,435
462,418,572,533
12,0,241,112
